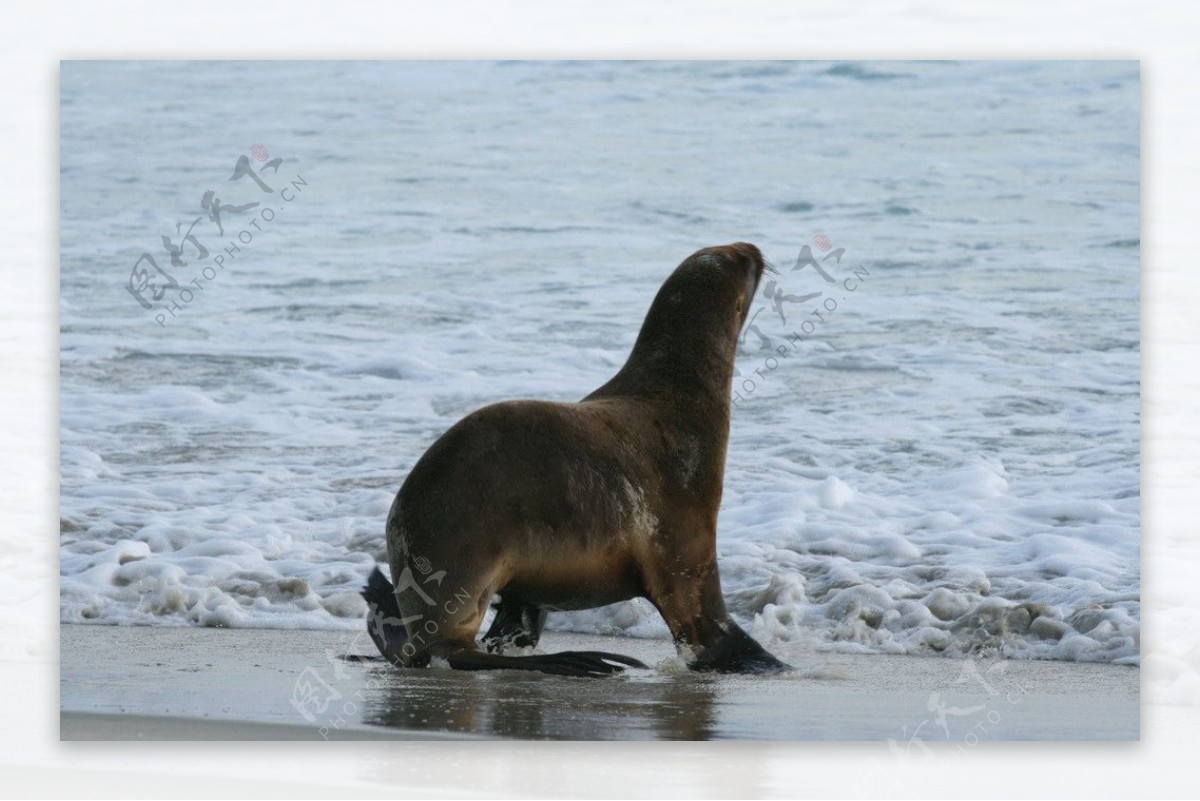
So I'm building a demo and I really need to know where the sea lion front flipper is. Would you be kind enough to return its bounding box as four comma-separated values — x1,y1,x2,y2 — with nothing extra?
691,623,791,674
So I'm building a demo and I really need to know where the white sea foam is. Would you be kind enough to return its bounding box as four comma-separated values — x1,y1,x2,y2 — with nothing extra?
60,61,1139,663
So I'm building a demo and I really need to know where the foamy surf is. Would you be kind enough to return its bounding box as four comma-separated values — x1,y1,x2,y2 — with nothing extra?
60,60,1138,665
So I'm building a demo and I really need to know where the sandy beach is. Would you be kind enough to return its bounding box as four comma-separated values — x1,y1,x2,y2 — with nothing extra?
60,624,1137,741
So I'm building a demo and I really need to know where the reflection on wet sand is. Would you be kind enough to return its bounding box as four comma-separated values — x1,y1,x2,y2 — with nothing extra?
361,665,721,740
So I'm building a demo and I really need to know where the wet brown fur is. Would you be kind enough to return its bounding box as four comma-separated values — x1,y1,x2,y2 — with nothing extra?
370,242,788,675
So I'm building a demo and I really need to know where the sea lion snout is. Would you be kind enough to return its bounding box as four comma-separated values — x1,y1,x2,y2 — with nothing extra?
723,240,764,267
693,241,763,270
684,241,765,289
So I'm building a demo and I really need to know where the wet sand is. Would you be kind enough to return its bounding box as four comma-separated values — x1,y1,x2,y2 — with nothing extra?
60,624,1138,741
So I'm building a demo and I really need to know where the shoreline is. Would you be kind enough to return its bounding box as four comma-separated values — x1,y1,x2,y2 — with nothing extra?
60,624,1138,741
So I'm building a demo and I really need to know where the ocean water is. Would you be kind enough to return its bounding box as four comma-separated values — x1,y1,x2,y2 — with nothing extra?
60,61,1140,664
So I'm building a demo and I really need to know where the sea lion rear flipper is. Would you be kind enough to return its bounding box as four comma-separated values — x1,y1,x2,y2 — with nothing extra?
447,648,647,678
481,598,548,652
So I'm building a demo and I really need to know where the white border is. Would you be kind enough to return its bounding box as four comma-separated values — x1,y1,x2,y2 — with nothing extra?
4,1,1195,797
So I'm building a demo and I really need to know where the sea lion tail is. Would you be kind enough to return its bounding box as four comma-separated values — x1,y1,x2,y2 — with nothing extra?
361,566,409,666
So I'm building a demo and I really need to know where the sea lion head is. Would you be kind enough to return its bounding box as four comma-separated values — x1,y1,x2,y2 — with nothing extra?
590,242,767,401
679,241,766,328
646,241,766,339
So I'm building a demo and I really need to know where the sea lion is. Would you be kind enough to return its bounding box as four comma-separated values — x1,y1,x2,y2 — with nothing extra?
361,242,789,677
